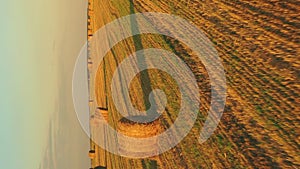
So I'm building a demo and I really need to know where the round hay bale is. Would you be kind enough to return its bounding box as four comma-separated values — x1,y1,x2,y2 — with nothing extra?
90,108,109,127
117,116,162,156
94,166,107,169
88,150,96,159
96,108,108,122
88,62,93,70
117,116,162,138
88,29,93,36
88,58,92,64
89,100,93,107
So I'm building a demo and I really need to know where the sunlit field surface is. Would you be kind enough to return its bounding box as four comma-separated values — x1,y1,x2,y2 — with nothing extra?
87,0,299,168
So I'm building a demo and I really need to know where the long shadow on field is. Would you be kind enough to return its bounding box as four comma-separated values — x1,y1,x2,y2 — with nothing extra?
129,0,159,119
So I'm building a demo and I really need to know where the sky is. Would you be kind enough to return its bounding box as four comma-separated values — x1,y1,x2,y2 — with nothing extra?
0,0,90,168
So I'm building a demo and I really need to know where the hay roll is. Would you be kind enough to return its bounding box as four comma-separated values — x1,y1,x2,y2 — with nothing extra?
117,116,162,156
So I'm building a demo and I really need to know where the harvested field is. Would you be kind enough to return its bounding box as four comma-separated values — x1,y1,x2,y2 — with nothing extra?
88,0,300,168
